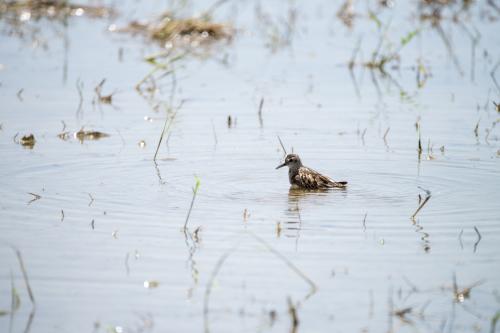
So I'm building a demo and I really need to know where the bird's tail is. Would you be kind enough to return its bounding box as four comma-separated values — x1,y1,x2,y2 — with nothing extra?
330,181,348,188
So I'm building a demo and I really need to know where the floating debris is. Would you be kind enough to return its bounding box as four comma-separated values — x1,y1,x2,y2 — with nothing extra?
75,128,109,143
393,307,412,320
138,140,146,148
0,1,115,51
287,297,299,333
27,192,41,204
0,0,116,21
337,0,356,28
20,133,35,148
57,120,70,140
192,226,202,243
111,326,124,333
94,79,116,104
276,222,282,237
255,4,296,52
57,131,70,140
118,11,232,48
452,273,484,303
143,280,159,289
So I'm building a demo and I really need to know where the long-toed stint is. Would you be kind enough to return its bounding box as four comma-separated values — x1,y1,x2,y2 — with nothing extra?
276,154,347,190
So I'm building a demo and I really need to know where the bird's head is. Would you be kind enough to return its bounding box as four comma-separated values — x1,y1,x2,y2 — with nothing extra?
276,154,302,170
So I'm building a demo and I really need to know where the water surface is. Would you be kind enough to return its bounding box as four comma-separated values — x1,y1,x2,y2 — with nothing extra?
1,1,499,332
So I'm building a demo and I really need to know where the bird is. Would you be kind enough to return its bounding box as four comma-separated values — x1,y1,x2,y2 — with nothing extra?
276,154,347,190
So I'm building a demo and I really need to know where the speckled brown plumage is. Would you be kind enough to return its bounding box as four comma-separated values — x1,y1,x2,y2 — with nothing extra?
276,154,347,190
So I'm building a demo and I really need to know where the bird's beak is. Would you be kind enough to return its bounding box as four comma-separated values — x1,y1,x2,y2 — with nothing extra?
275,162,287,169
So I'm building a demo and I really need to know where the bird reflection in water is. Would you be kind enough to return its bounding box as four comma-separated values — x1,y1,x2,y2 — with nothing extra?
283,188,348,250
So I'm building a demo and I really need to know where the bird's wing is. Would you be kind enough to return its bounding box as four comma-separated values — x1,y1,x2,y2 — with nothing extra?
296,167,347,189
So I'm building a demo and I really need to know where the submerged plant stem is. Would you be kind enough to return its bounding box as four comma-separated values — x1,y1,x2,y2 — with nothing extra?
153,113,176,161
183,177,201,231
411,190,431,219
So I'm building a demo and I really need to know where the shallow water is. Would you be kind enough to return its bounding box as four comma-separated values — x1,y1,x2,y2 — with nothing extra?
1,1,499,332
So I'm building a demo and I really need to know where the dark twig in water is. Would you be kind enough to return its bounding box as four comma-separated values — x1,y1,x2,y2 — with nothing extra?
211,120,217,146
361,128,367,145
154,113,176,161
402,276,419,294
124,252,130,276
417,123,423,160
362,213,367,232
493,101,500,113
153,100,183,161
249,232,317,296
203,243,239,333
153,160,166,185
94,79,116,104
411,188,431,219
387,285,394,332
203,230,316,333
204,0,230,17
183,177,201,231
458,229,464,250
76,78,84,118
258,97,264,128
348,36,362,70
16,88,24,101
88,193,94,207
277,135,287,155
383,127,390,146
459,21,481,81
60,209,64,222
11,247,35,306
434,23,463,76
491,311,500,333
473,226,482,253
27,193,41,205
9,271,18,331
287,297,299,333
491,59,500,95
91,219,95,230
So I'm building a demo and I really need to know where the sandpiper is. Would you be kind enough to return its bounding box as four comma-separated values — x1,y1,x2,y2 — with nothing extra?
276,154,347,190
